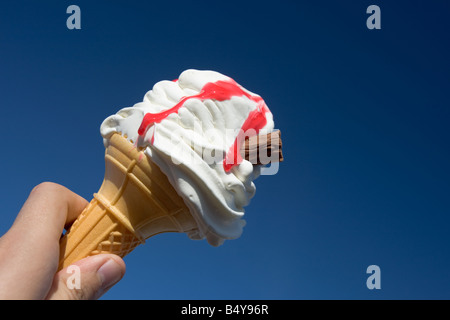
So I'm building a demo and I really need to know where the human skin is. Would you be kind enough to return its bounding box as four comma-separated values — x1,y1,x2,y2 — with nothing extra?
0,182,126,300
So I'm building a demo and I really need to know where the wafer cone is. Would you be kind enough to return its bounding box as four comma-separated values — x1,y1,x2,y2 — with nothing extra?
58,133,198,270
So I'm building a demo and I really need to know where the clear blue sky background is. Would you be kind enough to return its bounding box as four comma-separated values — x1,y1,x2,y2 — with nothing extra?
1,0,449,299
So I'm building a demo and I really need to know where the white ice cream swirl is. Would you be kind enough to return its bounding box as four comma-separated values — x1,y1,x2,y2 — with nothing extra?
100,69,274,246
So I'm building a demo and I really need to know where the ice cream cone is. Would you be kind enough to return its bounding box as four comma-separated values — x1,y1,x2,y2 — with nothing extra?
58,133,198,270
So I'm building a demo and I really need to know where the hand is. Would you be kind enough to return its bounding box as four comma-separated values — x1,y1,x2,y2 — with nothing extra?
0,182,126,300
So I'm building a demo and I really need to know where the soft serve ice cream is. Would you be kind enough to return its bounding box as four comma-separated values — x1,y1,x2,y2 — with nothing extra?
100,69,274,246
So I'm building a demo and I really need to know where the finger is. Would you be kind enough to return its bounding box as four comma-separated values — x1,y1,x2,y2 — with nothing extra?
12,182,89,242
45,254,126,300
0,182,88,299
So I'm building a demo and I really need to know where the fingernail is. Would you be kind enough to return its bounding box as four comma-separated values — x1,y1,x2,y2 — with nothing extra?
97,259,123,289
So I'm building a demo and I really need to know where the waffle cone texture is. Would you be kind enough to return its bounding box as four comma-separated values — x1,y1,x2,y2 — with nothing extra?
58,133,197,270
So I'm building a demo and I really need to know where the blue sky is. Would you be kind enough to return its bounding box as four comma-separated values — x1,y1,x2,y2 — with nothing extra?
1,0,449,299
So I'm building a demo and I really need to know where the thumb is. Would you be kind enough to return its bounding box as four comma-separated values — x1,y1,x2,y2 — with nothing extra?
46,254,126,300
